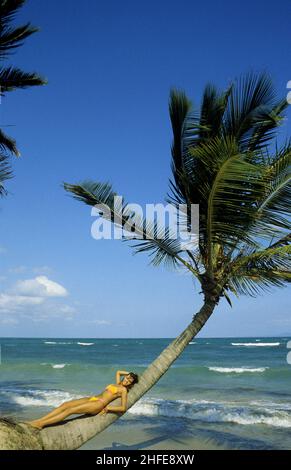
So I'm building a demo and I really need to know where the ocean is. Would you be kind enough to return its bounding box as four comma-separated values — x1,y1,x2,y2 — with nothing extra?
0,337,291,450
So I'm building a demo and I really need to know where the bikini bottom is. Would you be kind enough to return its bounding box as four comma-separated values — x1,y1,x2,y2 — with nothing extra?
88,396,106,405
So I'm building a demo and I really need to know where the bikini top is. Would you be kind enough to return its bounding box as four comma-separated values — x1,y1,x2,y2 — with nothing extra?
106,384,119,394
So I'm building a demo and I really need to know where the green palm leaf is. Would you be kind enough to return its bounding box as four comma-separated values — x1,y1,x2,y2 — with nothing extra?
224,72,283,151
227,243,291,297
0,128,19,156
257,143,291,229
0,0,38,59
64,181,195,270
0,67,46,93
0,0,46,161
0,153,12,196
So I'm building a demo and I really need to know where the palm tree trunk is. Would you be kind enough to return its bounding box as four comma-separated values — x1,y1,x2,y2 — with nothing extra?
0,300,216,450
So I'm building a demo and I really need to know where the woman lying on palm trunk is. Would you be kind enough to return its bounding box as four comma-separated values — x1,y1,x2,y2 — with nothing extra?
27,371,139,429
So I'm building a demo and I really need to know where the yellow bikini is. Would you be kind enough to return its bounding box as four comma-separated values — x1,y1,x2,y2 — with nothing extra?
89,384,119,403
105,384,119,394
89,396,104,402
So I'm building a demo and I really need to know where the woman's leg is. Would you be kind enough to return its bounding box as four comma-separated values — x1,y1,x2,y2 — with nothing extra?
29,401,104,429
28,397,91,427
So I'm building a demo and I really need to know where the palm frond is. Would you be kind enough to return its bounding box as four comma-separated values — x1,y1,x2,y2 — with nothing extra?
64,181,193,270
0,153,13,196
199,83,232,142
0,128,20,156
224,72,281,151
0,24,38,59
0,67,46,94
0,0,26,25
131,226,184,268
232,244,291,272
227,244,291,296
268,233,291,249
228,270,290,297
189,136,265,253
247,99,288,152
0,0,38,59
168,88,192,205
259,142,291,223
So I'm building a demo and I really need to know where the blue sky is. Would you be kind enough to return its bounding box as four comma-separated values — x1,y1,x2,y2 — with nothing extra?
0,0,290,338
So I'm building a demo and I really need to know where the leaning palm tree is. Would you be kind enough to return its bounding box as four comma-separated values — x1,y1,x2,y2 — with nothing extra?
0,0,46,174
0,72,290,450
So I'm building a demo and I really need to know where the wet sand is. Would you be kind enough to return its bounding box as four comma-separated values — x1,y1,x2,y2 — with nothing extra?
80,419,226,450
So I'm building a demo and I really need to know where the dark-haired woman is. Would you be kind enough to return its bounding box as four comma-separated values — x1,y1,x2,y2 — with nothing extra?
28,370,139,429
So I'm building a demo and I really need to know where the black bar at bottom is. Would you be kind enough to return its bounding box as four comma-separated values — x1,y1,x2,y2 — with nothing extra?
0,449,290,465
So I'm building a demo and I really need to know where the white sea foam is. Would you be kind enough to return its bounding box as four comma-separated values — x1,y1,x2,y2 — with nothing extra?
250,401,291,411
223,413,291,428
77,342,94,346
9,389,81,408
208,367,268,374
231,342,280,347
56,342,74,345
128,397,291,428
189,342,196,345
41,363,70,369
44,341,73,345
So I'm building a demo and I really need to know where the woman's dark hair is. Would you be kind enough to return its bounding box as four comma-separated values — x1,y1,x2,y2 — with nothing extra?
127,372,139,386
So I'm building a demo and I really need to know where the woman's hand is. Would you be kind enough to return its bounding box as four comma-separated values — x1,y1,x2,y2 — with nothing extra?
116,370,130,385
99,406,109,416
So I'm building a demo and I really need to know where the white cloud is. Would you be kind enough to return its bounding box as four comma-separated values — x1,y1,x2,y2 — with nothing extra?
0,294,44,313
89,319,112,325
59,305,76,315
0,317,19,325
14,276,68,298
9,266,27,274
28,303,76,322
270,317,291,326
32,266,52,275
0,275,74,325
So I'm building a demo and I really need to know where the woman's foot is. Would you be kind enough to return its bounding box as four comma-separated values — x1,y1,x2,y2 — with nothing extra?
26,420,43,429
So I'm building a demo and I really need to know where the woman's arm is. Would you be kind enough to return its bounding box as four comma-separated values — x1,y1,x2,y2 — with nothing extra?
116,370,130,385
106,388,127,413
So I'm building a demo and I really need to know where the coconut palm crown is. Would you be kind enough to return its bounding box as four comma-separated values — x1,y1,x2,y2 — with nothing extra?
64,72,291,309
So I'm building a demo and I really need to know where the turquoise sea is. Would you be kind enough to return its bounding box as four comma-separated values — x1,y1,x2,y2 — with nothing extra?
0,337,291,450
